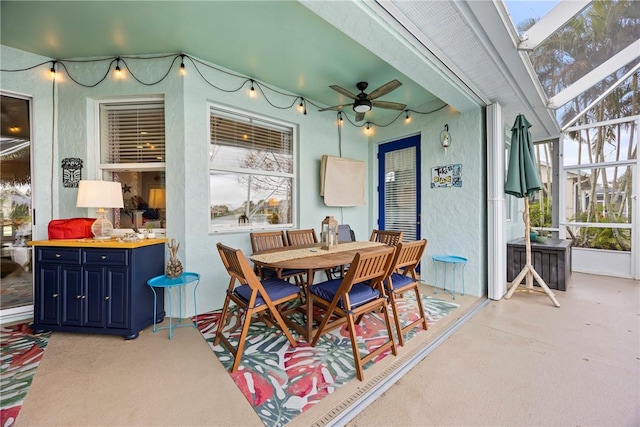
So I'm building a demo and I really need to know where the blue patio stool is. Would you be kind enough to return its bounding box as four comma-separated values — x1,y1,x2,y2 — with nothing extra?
431,255,467,299
147,272,200,339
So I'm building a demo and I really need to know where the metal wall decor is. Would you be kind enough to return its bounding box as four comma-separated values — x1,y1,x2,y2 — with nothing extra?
431,163,462,188
61,157,83,188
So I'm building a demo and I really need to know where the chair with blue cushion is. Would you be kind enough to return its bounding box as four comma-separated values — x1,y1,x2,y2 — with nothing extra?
215,242,300,373
306,246,397,381
384,239,428,346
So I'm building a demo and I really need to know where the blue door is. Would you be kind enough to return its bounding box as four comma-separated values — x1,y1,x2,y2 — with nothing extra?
378,135,421,240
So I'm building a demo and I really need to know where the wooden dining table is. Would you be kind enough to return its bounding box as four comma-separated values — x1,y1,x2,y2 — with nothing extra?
250,240,389,342
250,240,387,287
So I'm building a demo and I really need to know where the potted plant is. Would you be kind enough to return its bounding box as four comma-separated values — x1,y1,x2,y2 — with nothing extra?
145,223,156,239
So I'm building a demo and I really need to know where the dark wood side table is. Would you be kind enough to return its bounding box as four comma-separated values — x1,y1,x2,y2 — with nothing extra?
507,238,572,291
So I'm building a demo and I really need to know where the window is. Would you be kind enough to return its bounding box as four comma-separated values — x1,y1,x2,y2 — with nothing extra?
98,99,166,231
209,105,294,232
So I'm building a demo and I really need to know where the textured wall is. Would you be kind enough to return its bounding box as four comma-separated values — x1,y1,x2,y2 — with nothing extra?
370,107,487,298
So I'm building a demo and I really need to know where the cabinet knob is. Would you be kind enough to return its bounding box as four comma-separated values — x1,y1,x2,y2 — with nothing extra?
55,254,61,258
101,255,107,260
52,293,58,298
105,296,110,301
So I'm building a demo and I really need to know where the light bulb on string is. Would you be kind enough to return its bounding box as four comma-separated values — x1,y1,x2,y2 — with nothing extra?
405,111,412,123
49,61,57,79
179,54,186,76
249,79,257,98
364,122,373,135
114,58,122,78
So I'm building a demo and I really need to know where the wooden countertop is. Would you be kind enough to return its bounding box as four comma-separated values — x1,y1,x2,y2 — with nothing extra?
29,238,168,249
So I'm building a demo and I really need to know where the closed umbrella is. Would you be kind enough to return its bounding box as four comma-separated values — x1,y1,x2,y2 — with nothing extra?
504,114,559,307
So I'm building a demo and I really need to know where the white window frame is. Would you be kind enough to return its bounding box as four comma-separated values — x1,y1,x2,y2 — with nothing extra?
208,103,296,234
92,96,166,233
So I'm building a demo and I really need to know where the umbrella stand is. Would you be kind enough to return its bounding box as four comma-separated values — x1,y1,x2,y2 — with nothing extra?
505,197,560,307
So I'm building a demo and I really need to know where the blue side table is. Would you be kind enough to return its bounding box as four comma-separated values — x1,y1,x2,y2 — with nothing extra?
147,272,200,339
432,255,467,299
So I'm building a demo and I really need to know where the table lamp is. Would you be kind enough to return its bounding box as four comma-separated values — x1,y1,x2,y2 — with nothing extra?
76,180,124,240
148,188,166,227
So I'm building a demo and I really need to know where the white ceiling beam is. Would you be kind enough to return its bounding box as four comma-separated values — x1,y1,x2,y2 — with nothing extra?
549,40,640,109
518,0,592,51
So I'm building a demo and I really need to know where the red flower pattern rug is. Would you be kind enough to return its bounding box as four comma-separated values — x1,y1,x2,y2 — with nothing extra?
0,323,50,427
194,293,458,427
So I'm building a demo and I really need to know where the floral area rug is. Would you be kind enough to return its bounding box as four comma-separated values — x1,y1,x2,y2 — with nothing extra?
0,323,50,427
194,292,458,427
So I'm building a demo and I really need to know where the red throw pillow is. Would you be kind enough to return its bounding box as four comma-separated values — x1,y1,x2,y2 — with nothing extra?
47,218,95,239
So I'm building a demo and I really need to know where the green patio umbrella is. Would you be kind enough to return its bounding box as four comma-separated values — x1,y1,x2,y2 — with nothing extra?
504,114,560,307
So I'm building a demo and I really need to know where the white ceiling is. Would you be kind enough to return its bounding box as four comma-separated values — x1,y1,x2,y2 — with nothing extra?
1,0,561,139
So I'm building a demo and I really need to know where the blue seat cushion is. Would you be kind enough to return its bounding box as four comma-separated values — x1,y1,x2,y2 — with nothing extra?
385,273,416,291
234,278,299,307
309,278,380,309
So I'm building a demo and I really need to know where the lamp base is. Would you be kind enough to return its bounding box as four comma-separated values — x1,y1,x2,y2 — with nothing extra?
91,209,114,240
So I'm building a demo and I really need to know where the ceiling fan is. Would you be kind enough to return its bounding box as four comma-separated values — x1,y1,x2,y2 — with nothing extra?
319,80,407,122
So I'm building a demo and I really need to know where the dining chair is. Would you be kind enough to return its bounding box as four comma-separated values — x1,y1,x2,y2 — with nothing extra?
384,239,429,346
370,229,404,246
286,228,333,281
331,224,356,278
306,246,397,381
249,231,305,285
215,243,300,373
286,228,319,246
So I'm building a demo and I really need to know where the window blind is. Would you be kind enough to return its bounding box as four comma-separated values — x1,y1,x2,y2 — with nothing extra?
102,103,165,164
384,146,417,240
209,109,292,155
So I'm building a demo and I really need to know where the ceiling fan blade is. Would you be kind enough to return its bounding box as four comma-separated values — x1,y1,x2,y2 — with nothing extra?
367,79,402,100
371,100,407,110
355,111,366,122
329,85,358,100
318,104,352,112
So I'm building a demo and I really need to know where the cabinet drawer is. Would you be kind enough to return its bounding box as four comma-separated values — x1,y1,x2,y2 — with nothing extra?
83,249,129,266
38,248,81,264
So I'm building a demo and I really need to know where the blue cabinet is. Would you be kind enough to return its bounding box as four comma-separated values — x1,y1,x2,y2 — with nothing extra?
32,241,165,339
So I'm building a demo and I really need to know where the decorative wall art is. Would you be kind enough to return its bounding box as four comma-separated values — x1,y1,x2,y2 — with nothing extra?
61,158,83,188
431,163,462,188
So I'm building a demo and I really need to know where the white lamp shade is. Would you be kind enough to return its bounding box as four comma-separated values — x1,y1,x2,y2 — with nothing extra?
76,180,124,208
148,188,166,209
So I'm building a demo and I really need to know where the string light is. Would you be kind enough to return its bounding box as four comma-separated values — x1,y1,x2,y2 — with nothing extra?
2,52,449,129
49,61,56,79
364,122,373,135
114,57,122,78
298,98,307,115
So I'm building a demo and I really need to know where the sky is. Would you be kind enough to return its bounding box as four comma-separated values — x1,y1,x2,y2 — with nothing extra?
504,0,560,28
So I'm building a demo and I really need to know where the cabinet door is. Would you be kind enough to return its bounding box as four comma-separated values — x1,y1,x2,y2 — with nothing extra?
36,264,61,325
61,266,84,326
83,267,106,328
105,267,129,329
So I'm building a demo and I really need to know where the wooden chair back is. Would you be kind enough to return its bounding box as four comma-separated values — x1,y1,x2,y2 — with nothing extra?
250,230,288,253
384,239,429,346
370,229,404,246
215,242,298,372
390,239,427,278
286,228,319,247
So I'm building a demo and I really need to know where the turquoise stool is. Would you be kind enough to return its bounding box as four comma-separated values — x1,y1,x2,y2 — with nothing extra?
147,272,200,339
432,255,467,299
